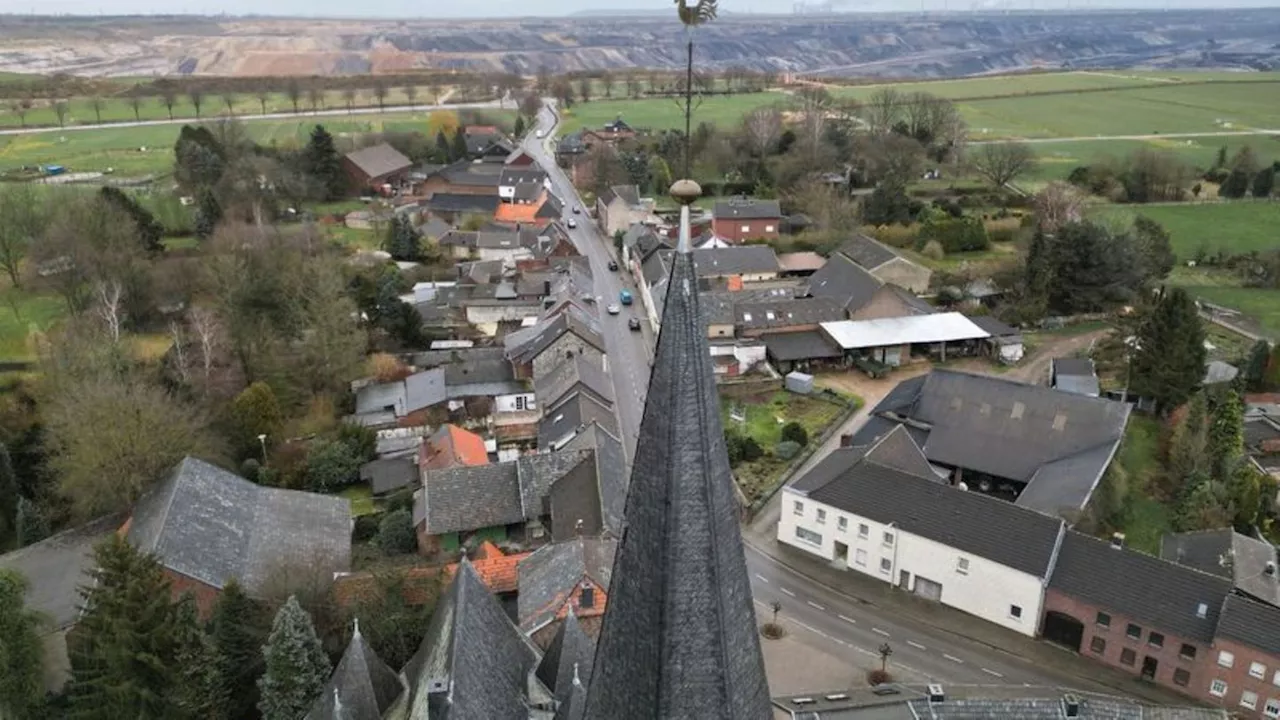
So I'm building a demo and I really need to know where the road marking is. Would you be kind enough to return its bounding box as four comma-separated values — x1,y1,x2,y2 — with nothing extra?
907,640,927,650
754,574,769,584
943,654,964,664
872,628,890,637
838,615,857,625
807,601,825,611
982,668,1004,678
780,587,796,597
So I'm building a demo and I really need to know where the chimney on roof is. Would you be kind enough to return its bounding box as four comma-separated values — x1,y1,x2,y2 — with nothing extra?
1110,532,1126,549
1062,693,1081,717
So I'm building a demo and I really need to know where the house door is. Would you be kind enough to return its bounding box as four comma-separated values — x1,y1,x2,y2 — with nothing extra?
1042,612,1084,652
833,541,849,565
913,576,943,602
897,570,911,590
1141,656,1159,680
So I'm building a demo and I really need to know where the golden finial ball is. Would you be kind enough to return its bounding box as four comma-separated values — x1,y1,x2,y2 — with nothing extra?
669,179,702,206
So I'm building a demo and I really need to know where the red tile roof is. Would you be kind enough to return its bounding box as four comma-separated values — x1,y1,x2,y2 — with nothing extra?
420,424,489,470
445,549,529,594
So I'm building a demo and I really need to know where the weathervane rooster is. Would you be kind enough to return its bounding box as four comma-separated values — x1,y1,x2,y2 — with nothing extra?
674,0,718,178
675,0,719,26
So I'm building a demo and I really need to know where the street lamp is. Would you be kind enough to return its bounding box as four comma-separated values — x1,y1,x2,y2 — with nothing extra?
257,434,268,465
878,643,893,673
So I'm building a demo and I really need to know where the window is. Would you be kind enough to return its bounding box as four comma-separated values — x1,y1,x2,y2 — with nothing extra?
858,524,869,539
1148,632,1164,649
764,225,776,233
1125,623,1142,640
838,516,848,531
1253,662,1269,680
1210,679,1228,698
1090,637,1106,654
1264,698,1280,718
580,586,595,609
1120,648,1136,666
1197,602,1209,619
1219,650,1236,668
855,549,867,567
956,557,970,575
816,509,827,524
879,558,892,575
1173,668,1190,686
1096,612,1111,629
740,225,750,233
1009,605,1023,620
1180,643,1197,661
794,527,822,546
1274,669,1280,687
515,395,527,411
1242,691,1259,711
793,501,804,516
883,531,894,547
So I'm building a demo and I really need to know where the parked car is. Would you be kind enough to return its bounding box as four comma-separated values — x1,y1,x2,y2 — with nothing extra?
573,205,581,214
536,130,545,139
608,260,619,271
619,290,633,306
567,218,577,229
607,304,621,315
629,317,641,331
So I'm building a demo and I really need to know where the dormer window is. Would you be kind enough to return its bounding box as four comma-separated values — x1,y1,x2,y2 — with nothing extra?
581,584,596,608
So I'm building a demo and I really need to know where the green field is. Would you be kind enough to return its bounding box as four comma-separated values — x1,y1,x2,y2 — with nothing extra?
1088,202,1280,259
0,285,67,361
831,70,1156,101
1025,134,1280,182
0,109,505,176
558,91,789,132
1193,286,1280,335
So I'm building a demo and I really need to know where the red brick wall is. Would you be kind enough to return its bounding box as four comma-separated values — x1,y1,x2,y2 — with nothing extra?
164,569,221,619
1043,590,1212,701
1201,637,1280,718
712,218,779,243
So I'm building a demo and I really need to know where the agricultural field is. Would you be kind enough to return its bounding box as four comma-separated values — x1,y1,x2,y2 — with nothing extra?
558,91,789,133
1088,202,1279,259
830,70,1157,101
1025,134,1280,183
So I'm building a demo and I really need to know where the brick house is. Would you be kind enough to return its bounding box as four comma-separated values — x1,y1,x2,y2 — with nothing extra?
711,198,782,243
837,234,933,294
596,185,652,238
504,312,607,381
417,159,503,199
342,143,413,194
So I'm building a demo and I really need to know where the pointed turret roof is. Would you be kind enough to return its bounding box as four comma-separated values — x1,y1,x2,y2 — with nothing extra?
305,619,404,720
583,198,771,719
536,607,595,709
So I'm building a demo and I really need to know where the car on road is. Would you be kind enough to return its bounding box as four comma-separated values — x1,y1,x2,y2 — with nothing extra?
536,130,545,139
628,317,641,331
607,303,621,315
573,205,581,214
619,289,633,306
567,218,577,229
608,260,618,271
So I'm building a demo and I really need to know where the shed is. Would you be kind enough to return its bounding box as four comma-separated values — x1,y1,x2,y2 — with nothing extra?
785,371,814,395
820,312,990,366
968,315,1025,364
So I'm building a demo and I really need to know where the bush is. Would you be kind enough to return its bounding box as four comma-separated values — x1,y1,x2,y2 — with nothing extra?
861,223,919,249
917,215,989,253
920,240,945,261
375,509,417,555
741,436,764,462
780,421,809,447
775,440,802,461
305,439,363,492
867,669,893,686
353,513,382,543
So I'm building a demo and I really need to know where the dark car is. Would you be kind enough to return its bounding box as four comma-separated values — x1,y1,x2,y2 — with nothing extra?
628,317,641,331
608,260,619,271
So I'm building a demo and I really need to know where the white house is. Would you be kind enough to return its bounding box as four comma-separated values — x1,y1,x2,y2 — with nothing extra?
777,426,1065,637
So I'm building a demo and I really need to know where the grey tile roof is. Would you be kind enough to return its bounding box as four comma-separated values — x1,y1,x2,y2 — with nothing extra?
518,537,617,633
444,358,515,386
967,314,1019,338
1049,531,1232,643
360,457,418,495
0,514,120,631
540,393,619,451
516,450,596,520
1052,357,1096,378
736,297,846,331
713,197,781,220
762,330,844,361
306,622,404,720
422,463,524,535
805,253,884,313
344,143,412,180
692,246,780,277
355,368,447,417
585,247,771,719
127,457,352,595
425,193,501,215
1160,529,1280,604
838,234,907,271
405,560,544,720
1217,593,1280,656
539,610,593,720
886,284,935,315
500,167,547,187
795,439,1064,578
513,183,542,202
602,185,641,208
864,370,1131,516
416,214,453,240
505,313,605,367
535,355,614,410
561,424,629,537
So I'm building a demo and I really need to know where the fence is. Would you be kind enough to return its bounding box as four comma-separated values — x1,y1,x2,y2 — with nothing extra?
746,393,861,517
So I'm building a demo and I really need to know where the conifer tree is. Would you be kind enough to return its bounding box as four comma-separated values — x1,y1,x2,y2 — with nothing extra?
514,114,526,138
171,594,228,719
435,130,451,162
68,535,182,720
1207,389,1245,482
1130,287,1206,414
211,580,269,720
451,129,469,162
194,188,222,240
99,186,165,254
1244,340,1273,392
0,443,16,548
383,216,422,262
14,496,49,547
0,568,46,719
257,595,331,720
1167,392,1209,494
304,125,346,202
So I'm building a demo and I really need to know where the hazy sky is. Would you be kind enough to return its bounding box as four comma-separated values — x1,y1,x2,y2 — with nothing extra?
6,0,1268,18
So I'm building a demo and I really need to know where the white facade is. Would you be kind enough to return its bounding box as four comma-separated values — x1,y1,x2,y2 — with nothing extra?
494,392,537,414
464,304,544,326
776,487,1045,637
476,246,533,264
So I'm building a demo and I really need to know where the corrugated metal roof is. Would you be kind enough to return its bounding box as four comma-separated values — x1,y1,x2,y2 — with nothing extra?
821,313,989,350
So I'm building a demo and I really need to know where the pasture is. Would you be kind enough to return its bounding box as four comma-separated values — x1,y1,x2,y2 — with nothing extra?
1088,202,1280,259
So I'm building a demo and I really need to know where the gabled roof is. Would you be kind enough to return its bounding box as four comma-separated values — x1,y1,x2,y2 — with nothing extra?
518,537,617,633
443,542,529,595
735,297,845,331
838,233,914,272
805,252,885,312
405,560,544,720
535,354,614,410
355,368,447,418
539,393,619,451
500,167,547,186
1160,529,1280,604
305,621,404,720
1217,593,1280,656
425,193,501,215
761,330,843,361
344,143,412,179
0,514,120,631
692,246,780,277
127,457,352,595
505,312,606,367
776,251,827,273
1050,531,1232,643
713,197,782,220
422,424,490,470
539,610,593,720
792,430,1064,578
561,423,629,537
360,456,418,495
600,185,641,208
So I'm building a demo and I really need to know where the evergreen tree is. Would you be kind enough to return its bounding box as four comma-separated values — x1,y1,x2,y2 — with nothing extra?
1219,167,1251,198
231,382,284,461
1228,464,1264,530
68,535,182,720
171,594,228,719
514,114,526,138
0,443,16,548
435,130,451,162
0,569,46,719
862,182,912,226
451,130,469,162
1175,476,1234,532
1130,287,1207,414
257,596,331,720
1044,221,1142,314
1132,215,1175,285
1244,340,1273,392
194,189,222,240
1023,227,1054,302
14,496,49,547
1207,389,1245,481
1254,167,1276,199
383,216,422,262
1213,145,1228,170
1167,392,1209,493
376,509,417,554
211,580,269,720
304,125,346,202
99,186,165,254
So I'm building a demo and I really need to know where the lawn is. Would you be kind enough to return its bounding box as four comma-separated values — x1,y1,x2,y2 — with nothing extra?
720,389,851,502
1087,202,1280,259
1025,134,1280,182
0,287,67,362
558,91,789,132
831,70,1155,102
1191,286,1280,336
339,484,379,517
1112,416,1172,555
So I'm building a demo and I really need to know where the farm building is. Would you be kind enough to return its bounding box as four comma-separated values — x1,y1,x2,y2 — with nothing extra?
819,313,991,367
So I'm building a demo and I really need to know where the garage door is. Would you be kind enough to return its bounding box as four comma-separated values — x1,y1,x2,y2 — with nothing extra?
913,576,942,602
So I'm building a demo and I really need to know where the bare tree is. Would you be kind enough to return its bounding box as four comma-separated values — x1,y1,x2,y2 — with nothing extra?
342,87,358,113
520,92,543,121
428,80,444,105
535,65,552,92
169,320,190,385
188,305,223,395
863,87,901,135
600,71,615,98
858,132,927,186
624,73,640,98
93,279,124,341
742,106,783,156
88,96,105,124
968,141,1036,190
794,86,832,164
0,183,48,288
306,84,323,113
221,93,237,116
255,87,271,115
127,93,143,122
286,78,302,114
403,84,418,107
371,78,388,111
52,100,69,128
186,86,205,118
1033,181,1085,233
160,88,177,120
577,76,592,103
11,99,30,127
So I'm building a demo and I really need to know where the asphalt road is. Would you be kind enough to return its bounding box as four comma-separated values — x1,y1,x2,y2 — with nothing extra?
524,105,654,465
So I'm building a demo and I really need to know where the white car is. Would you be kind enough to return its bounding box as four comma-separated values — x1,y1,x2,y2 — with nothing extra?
607,304,621,315
536,130,545,139
567,218,577,229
